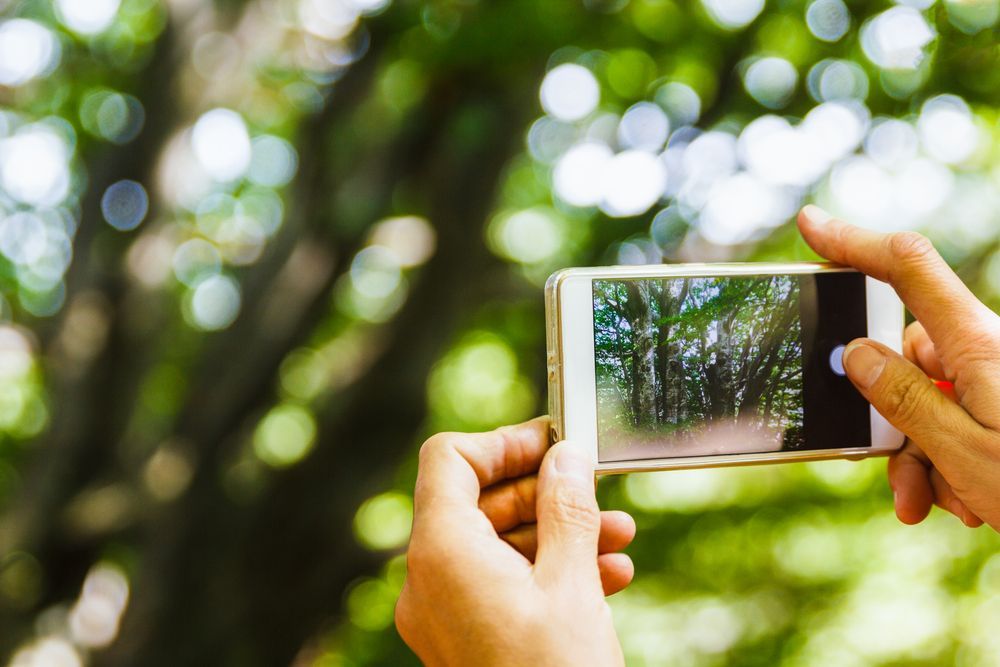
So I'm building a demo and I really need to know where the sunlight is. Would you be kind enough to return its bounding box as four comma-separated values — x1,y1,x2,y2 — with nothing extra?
553,142,613,208
68,564,129,649
187,274,241,331
743,57,798,109
702,0,765,29
540,64,600,122
55,0,120,35
101,180,149,231
253,403,317,468
600,150,668,218
618,102,670,152
0,19,59,87
917,94,981,165
860,6,936,71
191,109,252,183
805,0,851,42
0,124,72,208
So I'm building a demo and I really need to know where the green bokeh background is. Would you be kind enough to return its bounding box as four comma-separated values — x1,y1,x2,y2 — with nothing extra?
0,0,999,665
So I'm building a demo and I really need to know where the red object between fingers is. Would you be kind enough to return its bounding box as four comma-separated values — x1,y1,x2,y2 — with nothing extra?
934,380,957,402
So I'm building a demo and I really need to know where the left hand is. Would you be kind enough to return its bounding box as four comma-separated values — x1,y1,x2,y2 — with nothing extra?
395,417,636,666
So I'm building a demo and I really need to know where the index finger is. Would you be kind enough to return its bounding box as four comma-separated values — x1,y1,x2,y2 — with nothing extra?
797,206,989,354
412,417,551,513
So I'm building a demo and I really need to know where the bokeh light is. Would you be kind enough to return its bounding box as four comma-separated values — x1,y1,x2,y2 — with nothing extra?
101,180,149,231
539,64,600,122
248,136,299,188
805,0,851,42
489,208,565,264
600,150,668,218
655,82,701,127
0,123,72,208
428,332,535,430
742,57,798,109
353,492,413,550
172,239,221,287
79,90,145,145
186,274,241,331
253,403,317,468
368,215,436,268
702,0,765,30
618,103,670,152
0,20,60,87
917,94,981,165
807,59,869,102
553,142,613,208
67,564,129,649
191,109,252,183
55,0,121,35
860,6,936,71
945,0,1000,33
3,0,1000,664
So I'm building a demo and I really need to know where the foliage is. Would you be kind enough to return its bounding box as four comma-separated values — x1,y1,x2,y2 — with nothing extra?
593,276,803,462
0,0,997,665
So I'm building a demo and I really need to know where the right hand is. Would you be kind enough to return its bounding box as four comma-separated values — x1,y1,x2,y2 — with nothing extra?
798,205,1000,530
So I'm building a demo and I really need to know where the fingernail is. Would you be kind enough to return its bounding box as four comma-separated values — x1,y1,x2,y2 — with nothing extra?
803,204,833,225
843,342,887,389
554,443,592,482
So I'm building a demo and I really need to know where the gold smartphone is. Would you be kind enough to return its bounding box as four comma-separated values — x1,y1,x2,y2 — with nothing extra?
545,263,905,474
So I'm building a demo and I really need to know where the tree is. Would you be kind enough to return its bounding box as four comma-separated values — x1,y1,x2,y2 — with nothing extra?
1,0,998,665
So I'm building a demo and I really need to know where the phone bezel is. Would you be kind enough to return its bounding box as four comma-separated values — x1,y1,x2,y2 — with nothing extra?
546,263,906,474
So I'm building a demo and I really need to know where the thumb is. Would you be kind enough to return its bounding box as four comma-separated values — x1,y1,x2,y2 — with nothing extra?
533,441,602,588
842,339,983,463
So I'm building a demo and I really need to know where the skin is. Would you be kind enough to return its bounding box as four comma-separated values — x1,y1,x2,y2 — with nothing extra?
396,206,1000,664
395,417,636,666
799,205,1000,530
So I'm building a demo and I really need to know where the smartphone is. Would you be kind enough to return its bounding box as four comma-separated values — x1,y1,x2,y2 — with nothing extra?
545,263,905,473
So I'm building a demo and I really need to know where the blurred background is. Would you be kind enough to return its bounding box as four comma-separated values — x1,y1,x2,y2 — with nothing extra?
0,0,998,664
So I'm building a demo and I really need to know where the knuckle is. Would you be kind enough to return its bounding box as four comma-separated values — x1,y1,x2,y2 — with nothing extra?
418,432,457,463
881,374,930,429
549,485,600,530
512,479,537,523
887,232,936,272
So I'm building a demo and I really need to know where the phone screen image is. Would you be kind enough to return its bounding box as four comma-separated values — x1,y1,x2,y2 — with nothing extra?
592,273,870,463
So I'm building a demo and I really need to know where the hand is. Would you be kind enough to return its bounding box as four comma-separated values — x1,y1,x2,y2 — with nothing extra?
395,417,636,666
798,205,1000,530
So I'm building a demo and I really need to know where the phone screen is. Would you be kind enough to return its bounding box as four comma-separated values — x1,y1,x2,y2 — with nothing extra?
592,272,870,463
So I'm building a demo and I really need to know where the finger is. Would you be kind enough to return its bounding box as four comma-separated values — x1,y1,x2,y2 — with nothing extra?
479,473,637,546
533,441,603,588
798,206,991,358
500,511,637,560
903,322,948,381
598,553,634,596
413,417,550,513
479,475,536,533
887,442,933,525
929,468,983,528
598,510,637,552
841,339,984,469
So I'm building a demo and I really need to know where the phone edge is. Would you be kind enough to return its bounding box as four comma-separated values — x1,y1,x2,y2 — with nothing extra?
545,262,905,474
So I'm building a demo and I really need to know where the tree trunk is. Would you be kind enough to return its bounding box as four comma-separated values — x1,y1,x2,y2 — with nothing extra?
624,282,657,428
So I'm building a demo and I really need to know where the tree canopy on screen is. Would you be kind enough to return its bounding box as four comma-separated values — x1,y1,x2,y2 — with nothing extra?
593,277,803,457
